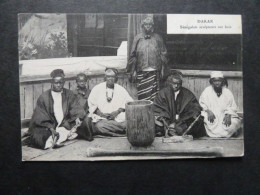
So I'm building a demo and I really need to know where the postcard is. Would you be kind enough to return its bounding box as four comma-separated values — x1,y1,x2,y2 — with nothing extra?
19,13,243,161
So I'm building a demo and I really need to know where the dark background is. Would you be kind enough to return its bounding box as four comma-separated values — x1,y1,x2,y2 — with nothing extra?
0,0,259,194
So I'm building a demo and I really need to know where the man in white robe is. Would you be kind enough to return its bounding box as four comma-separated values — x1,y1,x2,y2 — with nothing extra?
199,71,242,138
88,68,133,136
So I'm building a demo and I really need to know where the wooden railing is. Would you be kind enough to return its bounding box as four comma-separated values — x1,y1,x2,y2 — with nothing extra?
20,70,243,123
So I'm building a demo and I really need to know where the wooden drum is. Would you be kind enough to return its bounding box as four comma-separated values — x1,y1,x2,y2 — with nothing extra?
126,100,155,147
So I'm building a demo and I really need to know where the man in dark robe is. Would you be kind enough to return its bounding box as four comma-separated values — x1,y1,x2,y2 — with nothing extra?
23,69,93,149
127,15,168,101
153,70,205,138
73,73,91,112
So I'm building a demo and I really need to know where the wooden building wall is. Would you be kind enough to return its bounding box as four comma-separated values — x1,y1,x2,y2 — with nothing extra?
20,71,243,121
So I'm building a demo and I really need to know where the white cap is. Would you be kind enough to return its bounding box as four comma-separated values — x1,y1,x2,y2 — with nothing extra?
105,68,118,76
210,71,224,78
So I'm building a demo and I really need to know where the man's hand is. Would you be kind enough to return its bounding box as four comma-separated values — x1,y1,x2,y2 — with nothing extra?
107,110,120,120
168,123,177,136
168,123,175,130
223,114,231,127
95,108,111,119
168,123,184,136
160,66,165,80
50,128,59,140
206,109,216,123
75,118,81,126
129,71,137,83
133,71,137,83
101,113,111,119
157,117,169,128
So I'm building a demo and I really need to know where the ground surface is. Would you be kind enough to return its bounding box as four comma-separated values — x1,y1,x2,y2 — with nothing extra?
22,136,244,161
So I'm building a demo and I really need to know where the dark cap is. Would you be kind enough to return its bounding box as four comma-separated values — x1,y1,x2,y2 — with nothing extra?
167,70,183,81
76,73,88,81
50,69,65,78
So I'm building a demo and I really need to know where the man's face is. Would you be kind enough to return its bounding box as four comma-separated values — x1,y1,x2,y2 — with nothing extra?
106,73,116,88
143,23,153,34
170,78,182,92
52,77,65,92
211,78,223,89
76,76,87,89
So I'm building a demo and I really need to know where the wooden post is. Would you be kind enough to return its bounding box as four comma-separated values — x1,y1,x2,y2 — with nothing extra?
126,100,155,147
67,14,78,57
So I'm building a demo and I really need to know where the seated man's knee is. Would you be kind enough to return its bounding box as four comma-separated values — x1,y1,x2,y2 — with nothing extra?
95,120,107,132
119,121,126,129
31,128,52,149
76,116,94,141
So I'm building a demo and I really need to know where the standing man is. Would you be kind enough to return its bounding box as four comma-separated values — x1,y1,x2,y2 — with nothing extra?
127,16,168,101
199,71,242,138
88,68,133,136
73,73,91,113
23,69,93,149
153,71,205,138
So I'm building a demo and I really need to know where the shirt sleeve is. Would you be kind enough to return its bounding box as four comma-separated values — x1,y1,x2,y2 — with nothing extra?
127,35,140,73
159,35,168,65
153,89,171,120
87,86,99,117
68,92,86,121
30,95,56,130
199,89,209,111
224,89,239,116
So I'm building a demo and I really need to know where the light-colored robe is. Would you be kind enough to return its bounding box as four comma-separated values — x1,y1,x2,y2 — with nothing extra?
88,82,133,123
199,86,241,138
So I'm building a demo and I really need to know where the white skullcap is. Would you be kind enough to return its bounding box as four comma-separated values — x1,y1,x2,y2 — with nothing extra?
210,71,224,78
105,68,118,76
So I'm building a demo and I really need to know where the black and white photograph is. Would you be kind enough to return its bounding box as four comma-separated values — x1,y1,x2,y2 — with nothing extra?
19,13,243,161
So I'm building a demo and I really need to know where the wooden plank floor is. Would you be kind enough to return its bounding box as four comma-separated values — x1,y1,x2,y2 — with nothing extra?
22,136,244,161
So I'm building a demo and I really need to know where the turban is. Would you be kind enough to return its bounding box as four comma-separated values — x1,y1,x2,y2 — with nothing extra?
105,68,118,76
210,71,224,79
50,69,65,78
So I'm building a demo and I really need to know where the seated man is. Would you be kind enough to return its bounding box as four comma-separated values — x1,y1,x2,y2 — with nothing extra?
73,73,91,112
23,69,93,149
153,70,205,138
199,71,241,138
87,68,133,136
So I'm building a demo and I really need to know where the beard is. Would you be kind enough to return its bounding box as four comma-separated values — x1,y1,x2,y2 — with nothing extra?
144,27,153,35
213,86,223,97
106,82,114,89
78,85,86,90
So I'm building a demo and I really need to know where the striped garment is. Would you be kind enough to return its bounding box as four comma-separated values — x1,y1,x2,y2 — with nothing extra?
137,70,160,101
